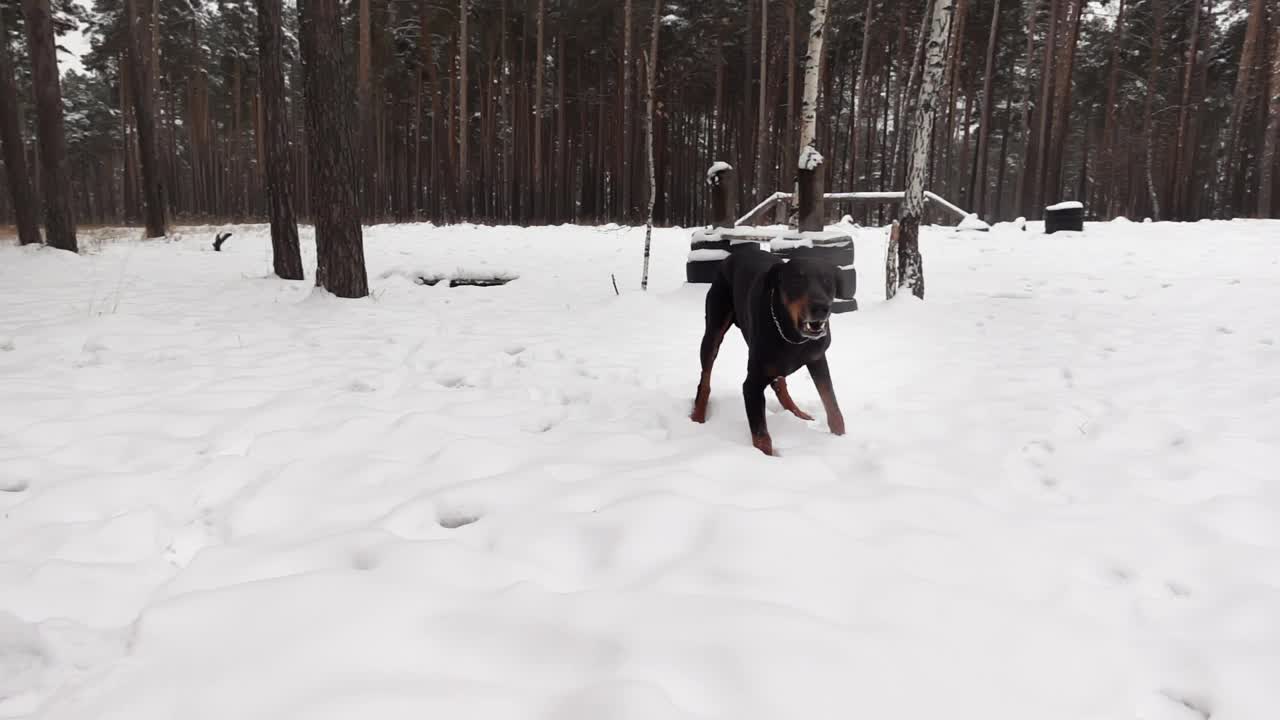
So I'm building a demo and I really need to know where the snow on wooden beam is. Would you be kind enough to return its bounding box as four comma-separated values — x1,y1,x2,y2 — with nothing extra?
734,190,983,227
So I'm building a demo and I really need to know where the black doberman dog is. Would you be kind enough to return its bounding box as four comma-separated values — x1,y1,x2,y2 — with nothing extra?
690,247,845,456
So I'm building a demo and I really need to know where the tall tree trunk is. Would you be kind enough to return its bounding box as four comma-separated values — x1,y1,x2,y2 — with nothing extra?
1100,0,1126,217
1223,0,1264,216
21,0,75,252
1260,0,1280,217
1142,0,1164,220
995,94,1013,218
621,0,633,220
890,0,954,300
1045,0,1083,202
1170,0,1203,219
640,0,660,290
556,31,567,223
1030,0,1060,214
940,0,968,197
126,0,166,238
299,0,368,298
796,0,829,232
532,0,543,222
782,0,798,198
971,0,1001,215
847,0,875,190
754,0,771,200
741,0,755,203
358,0,371,215
0,8,41,245
255,0,303,280
459,0,470,217
1013,0,1038,217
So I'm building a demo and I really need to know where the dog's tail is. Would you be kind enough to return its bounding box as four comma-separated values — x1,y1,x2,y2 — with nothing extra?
213,232,232,251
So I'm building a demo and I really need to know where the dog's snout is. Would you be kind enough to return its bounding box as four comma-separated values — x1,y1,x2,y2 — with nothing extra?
808,302,831,320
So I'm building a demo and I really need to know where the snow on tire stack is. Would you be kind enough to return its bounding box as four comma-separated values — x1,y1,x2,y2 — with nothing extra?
770,231,857,313
688,162,857,312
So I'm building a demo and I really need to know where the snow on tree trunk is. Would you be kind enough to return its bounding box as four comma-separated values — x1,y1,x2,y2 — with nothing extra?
0,8,41,246
255,0,304,281
300,0,369,298
640,0,660,291
22,0,78,253
795,0,829,232
797,0,828,166
889,0,955,301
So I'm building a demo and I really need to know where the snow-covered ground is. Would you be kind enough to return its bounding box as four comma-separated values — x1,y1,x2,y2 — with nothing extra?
2,218,1278,720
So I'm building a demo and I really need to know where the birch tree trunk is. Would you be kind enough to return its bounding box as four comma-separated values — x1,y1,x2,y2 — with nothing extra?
796,0,829,232
640,0,660,291
889,0,955,300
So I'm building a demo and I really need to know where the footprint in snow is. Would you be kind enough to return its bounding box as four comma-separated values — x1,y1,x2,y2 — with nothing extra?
0,478,29,493
1158,690,1211,720
346,379,377,393
437,511,481,529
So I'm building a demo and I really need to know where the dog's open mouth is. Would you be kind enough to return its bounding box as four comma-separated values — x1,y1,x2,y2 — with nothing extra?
801,320,828,338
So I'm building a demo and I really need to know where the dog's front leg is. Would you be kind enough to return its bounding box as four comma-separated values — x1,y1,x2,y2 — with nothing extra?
743,375,775,455
807,357,846,436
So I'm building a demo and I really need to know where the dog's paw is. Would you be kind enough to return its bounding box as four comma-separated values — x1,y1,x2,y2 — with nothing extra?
828,415,846,436
690,397,709,423
752,433,775,456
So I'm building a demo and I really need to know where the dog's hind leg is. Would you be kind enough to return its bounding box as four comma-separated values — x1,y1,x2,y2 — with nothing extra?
806,357,846,436
691,278,733,423
771,377,815,421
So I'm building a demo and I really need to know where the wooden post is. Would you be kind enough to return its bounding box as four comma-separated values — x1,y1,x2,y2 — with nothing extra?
708,162,737,228
797,150,825,231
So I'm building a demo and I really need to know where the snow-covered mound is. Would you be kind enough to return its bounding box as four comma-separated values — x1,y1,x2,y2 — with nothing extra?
2,219,1279,720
